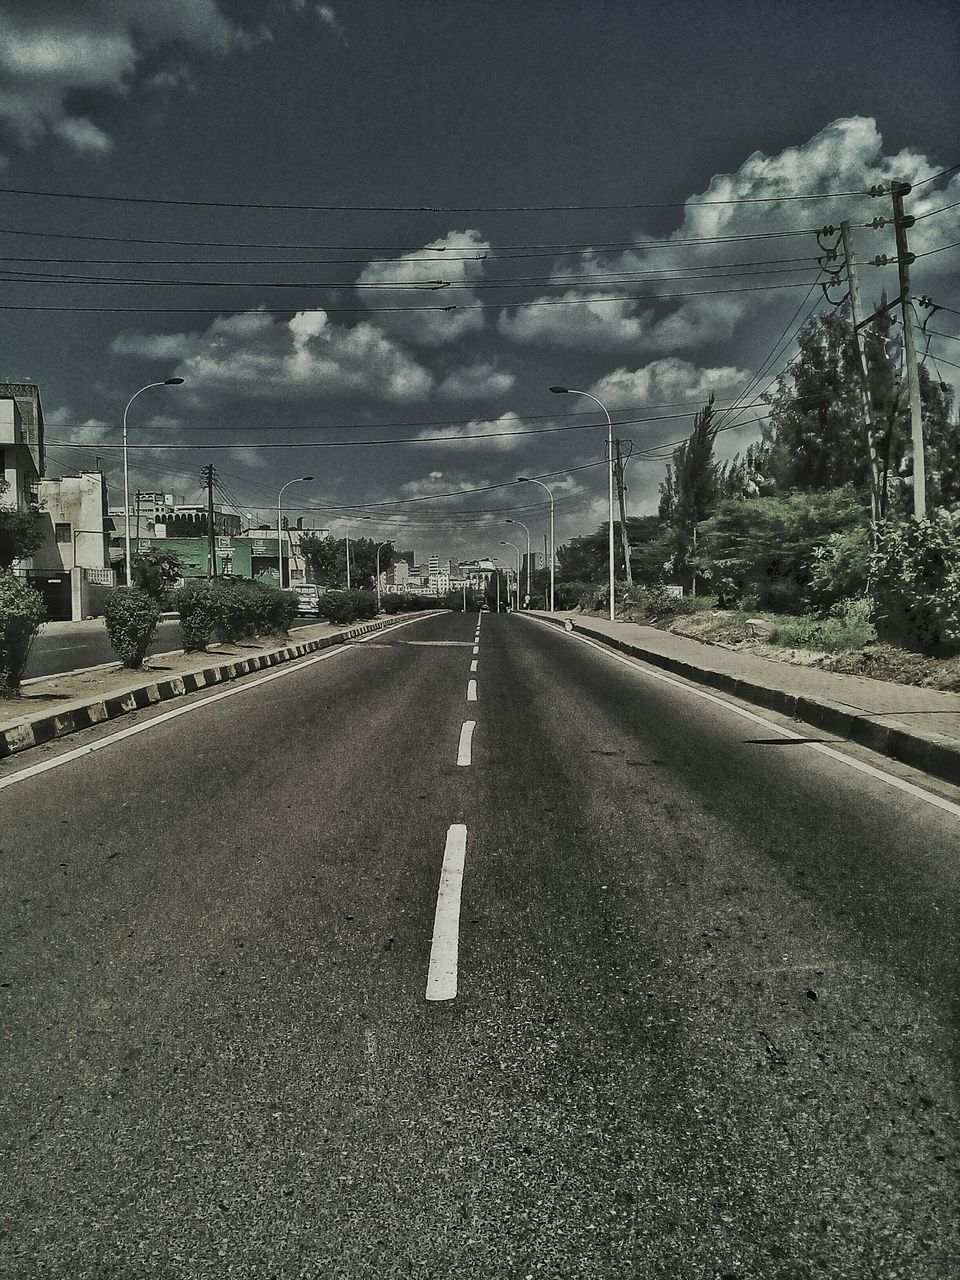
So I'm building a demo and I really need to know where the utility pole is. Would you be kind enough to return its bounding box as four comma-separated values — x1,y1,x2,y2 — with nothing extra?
613,439,633,585
891,182,926,518
201,464,217,579
840,221,882,531
135,489,142,543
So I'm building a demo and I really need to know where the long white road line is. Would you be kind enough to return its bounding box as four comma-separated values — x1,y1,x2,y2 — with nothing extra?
0,615,428,793
457,720,475,766
426,824,468,1001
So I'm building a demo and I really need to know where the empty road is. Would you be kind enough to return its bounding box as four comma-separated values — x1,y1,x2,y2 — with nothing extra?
2,610,958,1278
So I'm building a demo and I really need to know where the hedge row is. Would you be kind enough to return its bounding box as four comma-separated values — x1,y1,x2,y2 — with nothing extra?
177,579,299,650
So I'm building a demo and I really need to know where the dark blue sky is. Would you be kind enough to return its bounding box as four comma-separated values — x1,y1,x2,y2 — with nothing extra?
1,0,957,555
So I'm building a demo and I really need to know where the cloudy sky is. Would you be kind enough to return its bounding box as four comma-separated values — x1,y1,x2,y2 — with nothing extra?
1,0,957,560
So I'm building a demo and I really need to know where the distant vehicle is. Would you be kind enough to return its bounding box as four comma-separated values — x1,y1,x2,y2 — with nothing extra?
295,583,325,615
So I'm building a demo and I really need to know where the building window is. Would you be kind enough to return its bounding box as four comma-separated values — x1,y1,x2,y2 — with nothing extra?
55,522,71,544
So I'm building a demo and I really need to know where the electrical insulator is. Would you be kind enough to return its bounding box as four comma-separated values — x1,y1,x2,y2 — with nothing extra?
870,184,886,197
873,254,889,267
904,252,916,265
821,224,835,236
870,216,887,229
899,215,916,229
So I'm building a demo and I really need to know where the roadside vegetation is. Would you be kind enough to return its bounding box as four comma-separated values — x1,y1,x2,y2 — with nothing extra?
551,304,960,689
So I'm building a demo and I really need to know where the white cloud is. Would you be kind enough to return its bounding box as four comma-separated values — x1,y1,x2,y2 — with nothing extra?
437,360,516,400
0,1,314,154
588,358,748,409
316,5,346,42
113,308,433,403
498,117,958,356
357,230,490,347
414,411,527,452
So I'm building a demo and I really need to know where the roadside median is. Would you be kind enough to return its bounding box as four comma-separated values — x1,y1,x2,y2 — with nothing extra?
528,611,960,789
0,616,423,761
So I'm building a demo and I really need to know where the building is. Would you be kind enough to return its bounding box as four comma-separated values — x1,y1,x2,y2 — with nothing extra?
0,385,43,513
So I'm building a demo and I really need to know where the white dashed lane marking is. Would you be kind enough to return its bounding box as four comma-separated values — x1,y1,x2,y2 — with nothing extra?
457,720,475,766
426,824,468,1002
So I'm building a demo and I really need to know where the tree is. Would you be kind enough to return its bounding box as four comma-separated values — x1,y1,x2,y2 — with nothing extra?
557,517,660,582
300,534,348,588
694,486,867,611
0,479,43,569
657,395,720,587
132,547,183,602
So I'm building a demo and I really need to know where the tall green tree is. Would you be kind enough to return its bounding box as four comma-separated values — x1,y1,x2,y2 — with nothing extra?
657,395,720,585
0,480,43,569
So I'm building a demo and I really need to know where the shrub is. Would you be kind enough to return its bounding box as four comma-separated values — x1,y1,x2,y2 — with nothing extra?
0,571,45,695
318,590,357,625
345,589,378,620
809,525,871,607
621,584,695,621
104,587,160,668
177,579,298,649
775,597,877,652
870,515,960,654
177,581,218,651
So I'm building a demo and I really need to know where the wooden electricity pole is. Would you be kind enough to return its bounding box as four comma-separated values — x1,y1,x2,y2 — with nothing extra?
891,182,926,518
840,221,882,532
202,464,217,578
613,439,633,585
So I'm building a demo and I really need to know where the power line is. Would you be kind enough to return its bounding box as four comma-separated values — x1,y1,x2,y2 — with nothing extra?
46,403,772,452
915,198,960,221
0,223,825,256
0,278,822,314
40,395,764,435
916,239,960,258
914,163,960,186
0,184,876,213
929,329,960,343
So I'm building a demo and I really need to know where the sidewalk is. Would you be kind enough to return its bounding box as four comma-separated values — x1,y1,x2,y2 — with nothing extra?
531,610,960,787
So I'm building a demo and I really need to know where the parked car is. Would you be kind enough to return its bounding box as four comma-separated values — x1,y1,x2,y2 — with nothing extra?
295,583,325,615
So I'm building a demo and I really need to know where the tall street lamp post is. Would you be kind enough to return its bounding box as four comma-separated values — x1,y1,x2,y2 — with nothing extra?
518,476,555,612
550,386,615,621
122,378,184,586
500,540,521,610
375,539,393,612
504,518,531,604
277,476,314,588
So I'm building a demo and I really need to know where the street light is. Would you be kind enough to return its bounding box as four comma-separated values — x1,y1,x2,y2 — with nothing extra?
504,517,531,604
277,475,314,588
122,378,184,585
375,539,393,612
499,540,521,610
550,385,615,621
518,476,555,612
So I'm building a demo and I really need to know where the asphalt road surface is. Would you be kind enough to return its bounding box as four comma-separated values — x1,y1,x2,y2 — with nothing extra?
24,614,321,680
2,611,958,1279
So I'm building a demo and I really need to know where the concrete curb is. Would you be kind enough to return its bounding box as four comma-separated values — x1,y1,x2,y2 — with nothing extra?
0,619,394,761
532,615,960,789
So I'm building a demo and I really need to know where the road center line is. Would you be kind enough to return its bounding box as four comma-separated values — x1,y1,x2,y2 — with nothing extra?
466,678,478,702
457,720,475,766
426,824,468,1002
472,645,479,656
470,659,478,673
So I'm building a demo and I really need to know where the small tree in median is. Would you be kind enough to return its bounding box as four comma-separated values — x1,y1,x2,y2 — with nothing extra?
132,547,183,604
104,587,160,668
0,571,45,696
